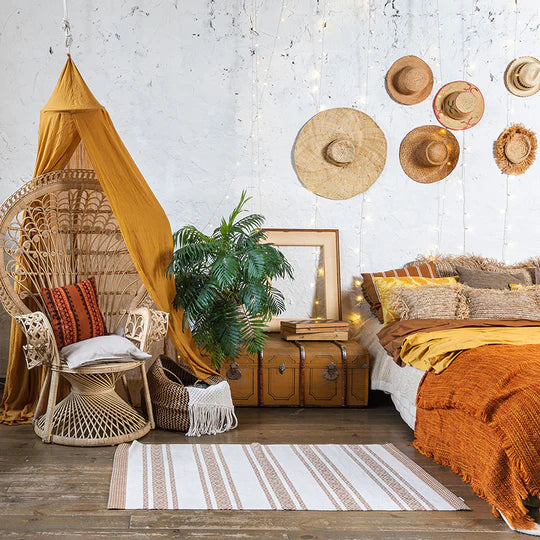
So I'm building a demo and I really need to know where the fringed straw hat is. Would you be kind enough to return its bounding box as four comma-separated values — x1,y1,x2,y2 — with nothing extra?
399,125,460,184
293,108,387,200
433,81,484,130
386,56,434,105
505,56,540,97
494,124,537,175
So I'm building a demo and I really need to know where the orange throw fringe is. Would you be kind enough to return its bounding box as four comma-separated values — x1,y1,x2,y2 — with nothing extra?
414,344,540,530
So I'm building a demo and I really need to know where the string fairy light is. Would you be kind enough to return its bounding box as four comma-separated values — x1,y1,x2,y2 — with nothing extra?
201,0,286,232
501,0,519,263
356,0,375,275
457,0,477,254
310,0,328,318
432,0,446,254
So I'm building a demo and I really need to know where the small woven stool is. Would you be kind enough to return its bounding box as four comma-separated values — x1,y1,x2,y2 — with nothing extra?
33,360,152,447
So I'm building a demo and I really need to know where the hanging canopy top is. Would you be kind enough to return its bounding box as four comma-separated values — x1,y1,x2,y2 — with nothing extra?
32,56,217,380
42,56,103,113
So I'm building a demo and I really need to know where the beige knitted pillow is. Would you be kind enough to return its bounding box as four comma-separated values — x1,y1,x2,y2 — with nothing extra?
465,286,540,320
390,285,468,320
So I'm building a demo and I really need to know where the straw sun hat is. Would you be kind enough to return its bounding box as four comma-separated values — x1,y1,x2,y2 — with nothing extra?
386,55,434,105
293,108,387,200
494,124,537,175
399,125,460,184
433,81,484,130
505,56,540,97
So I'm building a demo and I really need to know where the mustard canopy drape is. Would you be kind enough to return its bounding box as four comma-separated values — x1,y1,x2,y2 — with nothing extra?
0,57,217,425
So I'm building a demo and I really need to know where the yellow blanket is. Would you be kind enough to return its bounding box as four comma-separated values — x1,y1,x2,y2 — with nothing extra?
400,327,540,373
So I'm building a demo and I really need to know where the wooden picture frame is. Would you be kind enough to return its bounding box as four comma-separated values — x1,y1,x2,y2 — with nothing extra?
262,229,342,331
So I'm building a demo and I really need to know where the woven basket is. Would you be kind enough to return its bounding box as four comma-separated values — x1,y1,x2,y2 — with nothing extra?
147,355,225,432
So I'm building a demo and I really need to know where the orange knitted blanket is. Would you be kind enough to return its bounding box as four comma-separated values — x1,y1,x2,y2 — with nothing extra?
414,343,540,530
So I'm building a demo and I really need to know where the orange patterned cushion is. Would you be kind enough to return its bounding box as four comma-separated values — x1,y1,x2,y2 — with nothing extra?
361,262,437,322
41,277,107,348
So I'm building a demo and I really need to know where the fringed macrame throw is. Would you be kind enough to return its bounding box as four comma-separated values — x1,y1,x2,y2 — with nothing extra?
494,124,537,175
147,355,237,436
186,382,237,437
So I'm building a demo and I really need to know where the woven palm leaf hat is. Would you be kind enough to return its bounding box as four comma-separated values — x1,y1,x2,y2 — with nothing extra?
386,55,434,105
494,124,537,175
399,125,460,184
433,81,484,130
505,56,540,97
293,107,387,200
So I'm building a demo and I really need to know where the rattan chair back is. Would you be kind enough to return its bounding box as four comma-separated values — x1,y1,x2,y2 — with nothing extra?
0,169,147,331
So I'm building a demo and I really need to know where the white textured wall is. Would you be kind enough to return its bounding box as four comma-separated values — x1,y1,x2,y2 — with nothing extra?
1,0,540,333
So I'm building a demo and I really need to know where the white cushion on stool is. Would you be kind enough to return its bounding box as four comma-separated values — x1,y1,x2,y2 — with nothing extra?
60,335,151,369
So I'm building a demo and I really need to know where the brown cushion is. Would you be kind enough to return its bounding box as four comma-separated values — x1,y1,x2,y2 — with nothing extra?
390,285,468,321
407,254,534,285
41,277,108,349
456,266,528,289
465,286,540,320
361,262,437,322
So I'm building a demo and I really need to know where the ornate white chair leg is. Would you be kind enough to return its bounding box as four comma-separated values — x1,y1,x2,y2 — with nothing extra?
33,367,51,426
140,363,155,429
43,368,60,443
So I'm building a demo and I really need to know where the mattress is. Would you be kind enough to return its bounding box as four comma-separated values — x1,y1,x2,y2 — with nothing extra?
357,317,424,430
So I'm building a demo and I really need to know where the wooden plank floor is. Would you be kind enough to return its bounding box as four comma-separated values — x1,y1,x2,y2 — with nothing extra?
0,400,522,539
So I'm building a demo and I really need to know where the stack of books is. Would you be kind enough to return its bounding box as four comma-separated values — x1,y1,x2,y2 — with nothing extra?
280,319,350,341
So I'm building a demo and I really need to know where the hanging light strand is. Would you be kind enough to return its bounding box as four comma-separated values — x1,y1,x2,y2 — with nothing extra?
458,1,476,254
502,0,519,262
62,0,73,54
433,0,445,253
311,0,328,229
357,0,374,271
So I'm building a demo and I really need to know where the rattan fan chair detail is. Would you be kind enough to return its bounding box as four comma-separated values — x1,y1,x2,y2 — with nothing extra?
0,169,169,446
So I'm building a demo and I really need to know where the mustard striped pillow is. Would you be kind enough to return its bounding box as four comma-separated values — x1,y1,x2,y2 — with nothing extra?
372,276,459,324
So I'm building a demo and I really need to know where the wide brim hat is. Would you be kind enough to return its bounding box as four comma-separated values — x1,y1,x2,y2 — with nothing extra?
399,125,460,184
293,107,387,200
494,124,537,175
386,55,434,105
505,56,540,97
433,81,484,130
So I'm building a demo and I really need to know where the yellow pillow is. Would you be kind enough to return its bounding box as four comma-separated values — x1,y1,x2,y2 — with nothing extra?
372,276,459,324
510,283,523,290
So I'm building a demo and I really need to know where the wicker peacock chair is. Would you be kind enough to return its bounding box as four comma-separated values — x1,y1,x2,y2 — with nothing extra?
0,169,169,446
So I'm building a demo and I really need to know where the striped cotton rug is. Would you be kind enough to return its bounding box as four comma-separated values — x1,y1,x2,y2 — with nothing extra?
108,441,469,511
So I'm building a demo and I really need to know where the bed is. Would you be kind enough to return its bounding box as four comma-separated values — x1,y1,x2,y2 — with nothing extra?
359,314,540,535
358,316,423,430
357,255,540,535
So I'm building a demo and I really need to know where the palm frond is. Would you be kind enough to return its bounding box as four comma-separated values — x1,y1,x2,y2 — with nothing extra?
170,190,293,369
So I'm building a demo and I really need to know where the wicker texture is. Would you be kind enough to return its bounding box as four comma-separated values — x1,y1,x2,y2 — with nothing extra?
293,108,387,200
494,124,537,175
465,286,540,320
147,355,216,432
0,169,169,446
390,285,468,321
386,55,433,105
399,125,460,184
148,355,227,432
504,56,540,97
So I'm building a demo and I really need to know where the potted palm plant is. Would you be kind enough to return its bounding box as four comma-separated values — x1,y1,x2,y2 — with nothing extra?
168,191,293,369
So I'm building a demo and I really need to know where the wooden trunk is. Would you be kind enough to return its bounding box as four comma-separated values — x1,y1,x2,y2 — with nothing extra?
211,334,369,407
259,338,301,406
221,350,259,406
